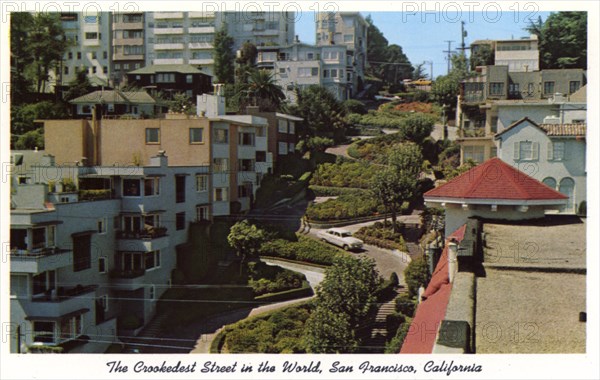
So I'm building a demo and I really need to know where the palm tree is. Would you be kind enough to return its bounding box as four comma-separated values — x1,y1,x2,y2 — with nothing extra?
238,69,285,111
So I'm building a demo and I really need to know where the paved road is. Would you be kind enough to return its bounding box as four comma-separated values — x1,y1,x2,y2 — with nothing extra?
190,260,325,354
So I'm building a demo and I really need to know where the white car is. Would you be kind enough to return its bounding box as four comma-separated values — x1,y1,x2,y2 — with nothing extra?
318,228,364,251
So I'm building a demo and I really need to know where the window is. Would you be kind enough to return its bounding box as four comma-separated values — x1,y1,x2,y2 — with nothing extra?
331,69,338,78
569,81,581,94
323,69,329,78
186,74,193,84
278,119,287,133
98,257,107,273
146,128,159,143
149,285,156,300
543,81,555,95
60,315,83,341
527,82,535,95
176,212,186,230
559,177,575,213
32,227,46,249
63,66,69,75
196,175,208,192
188,128,203,144
103,66,108,74
124,45,144,55
144,177,160,196
278,142,288,155
145,250,161,270
298,67,316,77
103,51,108,59
542,177,557,190
490,146,497,158
68,52,73,59
238,159,255,172
92,51,97,59
463,145,485,163
489,82,504,96
175,175,186,203
77,52,82,59
73,234,91,272
509,83,520,96
32,270,55,296
256,126,265,137
10,274,28,298
514,141,539,161
289,143,295,153
144,214,160,228
279,68,286,75
196,205,209,221
121,251,143,272
344,34,353,42
491,116,499,134
85,32,98,40
307,52,314,60
33,321,55,343
288,121,295,134
97,218,106,233
213,129,228,143
238,132,255,146
256,151,266,162
156,73,175,83
213,158,229,172
123,14,142,23
548,141,565,161
214,187,228,202
238,182,253,198
123,179,141,196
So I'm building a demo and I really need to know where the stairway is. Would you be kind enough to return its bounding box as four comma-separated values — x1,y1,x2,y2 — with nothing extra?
358,286,409,353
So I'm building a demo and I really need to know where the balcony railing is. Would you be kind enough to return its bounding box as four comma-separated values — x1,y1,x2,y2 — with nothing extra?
10,246,69,258
79,189,112,201
31,284,96,303
116,227,168,240
109,268,146,279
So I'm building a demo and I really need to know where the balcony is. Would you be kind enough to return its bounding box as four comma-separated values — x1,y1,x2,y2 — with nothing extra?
154,28,184,35
62,21,79,30
109,269,146,291
188,26,215,34
25,285,96,319
116,228,169,251
154,12,184,19
189,58,214,65
189,11,216,19
78,189,113,201
10,248,72,274
154,43,184,50
154,58,184,65
189,42,213,50
83,39,101,47
114,21,144,30
254,29,279,36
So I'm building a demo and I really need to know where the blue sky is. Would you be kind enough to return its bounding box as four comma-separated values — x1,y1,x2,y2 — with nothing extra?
295,11,551,79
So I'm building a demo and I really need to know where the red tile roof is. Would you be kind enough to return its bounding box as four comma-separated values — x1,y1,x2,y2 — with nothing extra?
424,158,568,201
539,123,586,137
400,225,466,354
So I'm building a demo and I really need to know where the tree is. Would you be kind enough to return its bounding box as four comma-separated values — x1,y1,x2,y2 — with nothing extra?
469,44,494,71
290,86,347,143
305,136,334,153
23,13,69,94
15,128,44,150
404,257,430,297
10,13,35,103
213,26,235,83
526,12,587,69
372,143,423,232
238,69,285,111
412,63,427,80
227,220,267,274
398,113,437,145
64,68,93,101
342,99,367,115
11,101,69,137
169,92,196,115
235,41,258,85
304,256,380,353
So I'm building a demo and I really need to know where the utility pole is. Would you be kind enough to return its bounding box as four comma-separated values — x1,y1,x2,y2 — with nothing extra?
443,40,454,74
457,21,470,57
423,60,433,80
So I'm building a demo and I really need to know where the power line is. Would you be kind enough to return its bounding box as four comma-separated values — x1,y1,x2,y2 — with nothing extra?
443,40,454,74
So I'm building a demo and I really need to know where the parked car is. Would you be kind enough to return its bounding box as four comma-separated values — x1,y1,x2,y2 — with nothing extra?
317,228,364,251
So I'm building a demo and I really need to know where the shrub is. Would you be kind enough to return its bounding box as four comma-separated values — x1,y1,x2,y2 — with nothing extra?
578,201,587,216
309,185,369,197
404,257,430,297
354,223,408,251
386,312,406,337
247,261,306,296
384,317,413,353
306,194,383,221
343,99,367,115
395,294,416,316
389,272,399,287
310,161,379,189
259,235,345,266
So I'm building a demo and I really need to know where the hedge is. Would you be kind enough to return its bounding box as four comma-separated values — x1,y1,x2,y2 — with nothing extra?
209,329,228,353
306,194,384,221
310,161,379,189
259,235,346,266
254,281,313,303
384,317,413,353
395,294,417,317
309,185,370,197
354,223,408,251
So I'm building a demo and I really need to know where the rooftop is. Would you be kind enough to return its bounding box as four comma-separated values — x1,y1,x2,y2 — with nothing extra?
495,117,586,139
129,64,212,75
476,217,586,353
70,90,161,105
424,158,568,203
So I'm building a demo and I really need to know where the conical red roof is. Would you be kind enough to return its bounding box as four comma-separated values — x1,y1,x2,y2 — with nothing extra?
425,158,567,201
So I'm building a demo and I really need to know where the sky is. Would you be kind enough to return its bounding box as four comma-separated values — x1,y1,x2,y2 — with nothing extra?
295,11,551,79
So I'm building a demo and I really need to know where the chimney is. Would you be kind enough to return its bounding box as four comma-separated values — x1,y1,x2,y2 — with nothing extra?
448,240,459,283
197,84,226,117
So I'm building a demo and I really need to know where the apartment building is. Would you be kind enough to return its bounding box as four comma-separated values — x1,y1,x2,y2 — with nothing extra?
9,153,210,353
55,12,113,90
43,87,271,215
257,42,350,103
111,12,146,85
127,64,213,99
457,66,586,164
145,11,295,77
470,35,540,73
315,12,368,95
